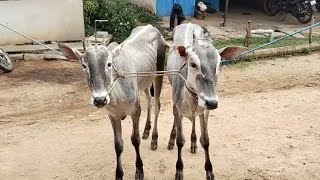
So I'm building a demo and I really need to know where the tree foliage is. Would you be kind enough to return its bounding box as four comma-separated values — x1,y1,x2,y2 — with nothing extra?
83,0,161,42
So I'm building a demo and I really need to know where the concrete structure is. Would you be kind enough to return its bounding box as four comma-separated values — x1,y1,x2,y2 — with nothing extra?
130,0,196,17
131,0,157,15
130,0,265,17
0,0,85,45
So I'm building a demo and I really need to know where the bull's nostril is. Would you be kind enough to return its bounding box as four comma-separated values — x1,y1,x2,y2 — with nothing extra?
93,97,107,106
205,100,218,109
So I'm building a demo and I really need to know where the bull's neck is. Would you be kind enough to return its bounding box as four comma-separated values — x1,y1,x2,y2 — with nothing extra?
106,69,118,98
180,64,197,99
178,67,199,112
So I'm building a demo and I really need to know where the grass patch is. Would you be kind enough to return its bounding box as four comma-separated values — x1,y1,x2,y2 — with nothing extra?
219,35,320,69
225,60,254,69
214,36,320,50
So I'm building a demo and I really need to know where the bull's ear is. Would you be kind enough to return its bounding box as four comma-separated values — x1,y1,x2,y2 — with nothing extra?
204,29,213,43
111,43,125,57
58,43,82,61
174,46,187,60
107,42,119,51
203,26,211,39
218,46,247,61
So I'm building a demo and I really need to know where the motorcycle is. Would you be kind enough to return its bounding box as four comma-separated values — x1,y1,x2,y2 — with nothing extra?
264,0,318,24
0,48,13,72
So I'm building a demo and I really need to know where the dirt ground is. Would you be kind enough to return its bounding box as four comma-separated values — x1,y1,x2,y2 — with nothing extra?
1,53,320,180
161,7,320,39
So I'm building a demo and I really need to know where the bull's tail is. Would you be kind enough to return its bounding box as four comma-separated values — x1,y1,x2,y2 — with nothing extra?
151,31,167,99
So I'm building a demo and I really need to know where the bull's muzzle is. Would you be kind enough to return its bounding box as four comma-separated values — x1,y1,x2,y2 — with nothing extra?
93,96,108,107
205,99,218,110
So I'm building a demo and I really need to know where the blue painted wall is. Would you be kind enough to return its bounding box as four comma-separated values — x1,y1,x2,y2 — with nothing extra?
201,0,219,11
156,0,174,17
156,0,196,17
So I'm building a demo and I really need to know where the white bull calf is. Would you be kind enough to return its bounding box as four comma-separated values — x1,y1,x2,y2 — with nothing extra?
59,25,166,180
167,23,246,180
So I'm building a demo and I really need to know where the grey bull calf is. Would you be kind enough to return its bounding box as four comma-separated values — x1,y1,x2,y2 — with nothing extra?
167,23,246,180
58,25,166,180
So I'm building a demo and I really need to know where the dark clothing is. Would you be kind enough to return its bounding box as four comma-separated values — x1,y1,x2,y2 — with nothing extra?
170,3,186,31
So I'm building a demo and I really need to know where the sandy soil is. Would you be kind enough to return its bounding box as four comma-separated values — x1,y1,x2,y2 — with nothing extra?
1,54,320,180
161,7,320,39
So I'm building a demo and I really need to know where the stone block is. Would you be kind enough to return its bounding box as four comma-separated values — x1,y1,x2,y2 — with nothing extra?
44,54,67,61
24,53,45,61
9,54,24,61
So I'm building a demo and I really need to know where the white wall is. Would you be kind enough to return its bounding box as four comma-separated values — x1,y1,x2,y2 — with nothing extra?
130,0,157,15
0,0,85,45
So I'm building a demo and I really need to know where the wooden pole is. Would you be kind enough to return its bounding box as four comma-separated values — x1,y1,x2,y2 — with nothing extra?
309,16,315,44
244,21,252,48
222,0,229,27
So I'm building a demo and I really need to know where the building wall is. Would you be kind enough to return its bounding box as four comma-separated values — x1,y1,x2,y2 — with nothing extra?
130,0,195,17
156,0,173,17
0,0,85,45
201,0,220,11
130,0,157,14
157,0,195,17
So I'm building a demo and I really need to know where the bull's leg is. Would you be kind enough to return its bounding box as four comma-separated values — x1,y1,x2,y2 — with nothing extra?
174,104,185,180
109,115,124,180
150,76,163,150
142,89,152,139
131,100,144,180
167,118,176,150
199,111,215,180
190,117,197,154
149,42,166,150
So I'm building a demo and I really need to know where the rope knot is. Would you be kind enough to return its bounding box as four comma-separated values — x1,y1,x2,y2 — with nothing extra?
116,69,125,78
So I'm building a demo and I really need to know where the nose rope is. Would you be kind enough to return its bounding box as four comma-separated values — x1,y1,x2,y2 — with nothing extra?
107,61,199,115
185,84,198,100
105,63,188,94
107,77,119,95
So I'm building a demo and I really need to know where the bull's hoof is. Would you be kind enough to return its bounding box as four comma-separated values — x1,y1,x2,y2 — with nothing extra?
175,170,183,180
206,171,215,180
190,142,197,154
142,123,151,140
142,132,149,139
115,176,123,180
142,129,150,139
115,169,123,180
167,140,175,150
135,169,144,180
150,140,158,151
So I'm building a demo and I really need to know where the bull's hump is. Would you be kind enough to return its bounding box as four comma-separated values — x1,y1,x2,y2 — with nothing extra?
125,25,156,45
174,23,204,47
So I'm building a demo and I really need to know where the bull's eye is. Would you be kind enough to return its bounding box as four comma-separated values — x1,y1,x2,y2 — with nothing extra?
82,64,87,69
190,62,197,68
107,63,112,68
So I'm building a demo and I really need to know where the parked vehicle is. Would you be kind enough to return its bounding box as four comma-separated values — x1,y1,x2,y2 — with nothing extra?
0,48,13,72
264,0,317,24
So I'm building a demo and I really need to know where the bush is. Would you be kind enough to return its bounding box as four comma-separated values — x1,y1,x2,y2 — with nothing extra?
83,0,99,35
83,0,161,42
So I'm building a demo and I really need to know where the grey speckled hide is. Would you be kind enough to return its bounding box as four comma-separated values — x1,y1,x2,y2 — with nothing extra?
58,24,167,180
166,23,246,180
